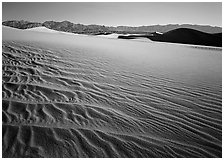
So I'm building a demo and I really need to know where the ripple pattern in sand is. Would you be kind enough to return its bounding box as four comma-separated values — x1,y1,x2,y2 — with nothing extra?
2,41,222,157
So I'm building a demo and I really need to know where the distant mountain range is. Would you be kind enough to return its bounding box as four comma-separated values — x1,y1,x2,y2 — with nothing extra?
110,24,222,34
2,20,222,34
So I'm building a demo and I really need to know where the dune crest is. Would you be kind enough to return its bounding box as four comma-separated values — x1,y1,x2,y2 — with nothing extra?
26,26,60,33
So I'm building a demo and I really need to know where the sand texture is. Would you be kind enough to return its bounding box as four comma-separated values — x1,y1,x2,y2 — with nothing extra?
2,26,222,158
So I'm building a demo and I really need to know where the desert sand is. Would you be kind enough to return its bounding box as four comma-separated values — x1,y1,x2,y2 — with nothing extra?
2,26,222,157
26,26,60,33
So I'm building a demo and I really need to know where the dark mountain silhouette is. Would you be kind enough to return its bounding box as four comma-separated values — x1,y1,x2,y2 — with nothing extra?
2,20,222,34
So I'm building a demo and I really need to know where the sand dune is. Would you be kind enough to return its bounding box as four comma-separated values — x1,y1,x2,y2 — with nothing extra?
2,27,222,157
26,26,60,33
96,33,122,39
117,28,222,47
96,33,153,42
25,26,81,37
148,28,222,47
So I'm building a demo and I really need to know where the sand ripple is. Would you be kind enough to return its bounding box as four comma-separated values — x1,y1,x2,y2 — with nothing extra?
2,41,222,157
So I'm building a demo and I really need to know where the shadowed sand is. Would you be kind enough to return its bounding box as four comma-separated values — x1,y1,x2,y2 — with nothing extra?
118,28,222,47
2,26,222,158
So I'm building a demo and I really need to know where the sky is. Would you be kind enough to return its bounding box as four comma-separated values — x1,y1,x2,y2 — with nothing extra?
2,2,222,27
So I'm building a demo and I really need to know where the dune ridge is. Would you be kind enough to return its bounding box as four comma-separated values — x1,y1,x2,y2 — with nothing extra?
2,27,222,157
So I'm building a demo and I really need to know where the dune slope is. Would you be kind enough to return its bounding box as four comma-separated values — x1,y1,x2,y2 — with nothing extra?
2,27,222,158
148,28,222,47
25,26,60,33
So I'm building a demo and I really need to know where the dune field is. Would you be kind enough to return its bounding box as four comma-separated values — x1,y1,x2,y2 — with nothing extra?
2,26,222,158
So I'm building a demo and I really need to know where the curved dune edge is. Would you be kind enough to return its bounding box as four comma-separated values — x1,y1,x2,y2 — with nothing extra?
26,26,61,33
2,28,222,157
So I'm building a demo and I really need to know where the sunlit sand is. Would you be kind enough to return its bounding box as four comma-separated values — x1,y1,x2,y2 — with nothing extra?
2,26,222,158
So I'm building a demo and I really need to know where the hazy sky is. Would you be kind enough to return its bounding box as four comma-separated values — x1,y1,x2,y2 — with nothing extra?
2,2,222,27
